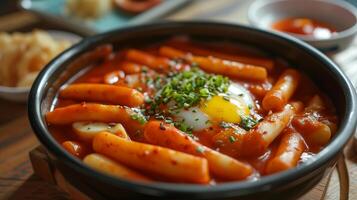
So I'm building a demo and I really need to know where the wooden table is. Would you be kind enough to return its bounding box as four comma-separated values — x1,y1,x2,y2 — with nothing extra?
1,0,357,199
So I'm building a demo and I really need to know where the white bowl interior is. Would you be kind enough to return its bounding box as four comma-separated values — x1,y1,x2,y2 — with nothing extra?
0,86,30,102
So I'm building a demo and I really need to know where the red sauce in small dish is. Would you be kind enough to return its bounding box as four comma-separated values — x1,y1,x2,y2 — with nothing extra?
272,18,337,39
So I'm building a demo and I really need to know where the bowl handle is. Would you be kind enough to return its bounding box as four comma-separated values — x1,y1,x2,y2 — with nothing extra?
336,155,349,200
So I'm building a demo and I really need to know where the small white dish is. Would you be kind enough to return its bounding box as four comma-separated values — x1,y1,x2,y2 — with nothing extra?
0,30,82,103
248,0,357,53
0,86,30,102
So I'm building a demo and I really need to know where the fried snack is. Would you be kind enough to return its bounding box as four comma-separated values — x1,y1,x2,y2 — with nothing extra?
0,30,71,87
66,0,112,19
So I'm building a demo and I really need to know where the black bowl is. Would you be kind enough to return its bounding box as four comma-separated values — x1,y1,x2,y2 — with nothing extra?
28,21,357,200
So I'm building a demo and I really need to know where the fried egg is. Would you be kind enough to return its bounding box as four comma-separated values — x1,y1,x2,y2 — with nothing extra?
174,83,255,131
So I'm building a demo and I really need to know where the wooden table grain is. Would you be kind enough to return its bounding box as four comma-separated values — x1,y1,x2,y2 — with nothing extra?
1,0,357,199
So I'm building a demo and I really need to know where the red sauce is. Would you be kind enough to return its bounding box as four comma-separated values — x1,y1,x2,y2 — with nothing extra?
272,17,337,39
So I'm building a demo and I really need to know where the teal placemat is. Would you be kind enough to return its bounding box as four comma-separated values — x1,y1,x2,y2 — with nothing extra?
20,0,189,34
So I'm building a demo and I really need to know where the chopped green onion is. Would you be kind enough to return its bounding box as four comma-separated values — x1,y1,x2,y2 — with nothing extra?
148,68,230,114
229,136,236,143
159,122,166,130
219,122,232,129
196,146,205,153
223,95,230,101
240,116,258,131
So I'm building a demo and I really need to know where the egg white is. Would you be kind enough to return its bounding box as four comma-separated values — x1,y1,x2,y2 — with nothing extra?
173,82,254,131
226,83,254,109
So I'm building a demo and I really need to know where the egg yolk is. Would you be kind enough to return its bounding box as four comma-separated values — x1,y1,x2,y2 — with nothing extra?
200,95,250,123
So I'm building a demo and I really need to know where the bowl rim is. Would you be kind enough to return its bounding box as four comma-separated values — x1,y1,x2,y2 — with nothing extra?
0,85,30,93
28,21,357,197
248,0,357,42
